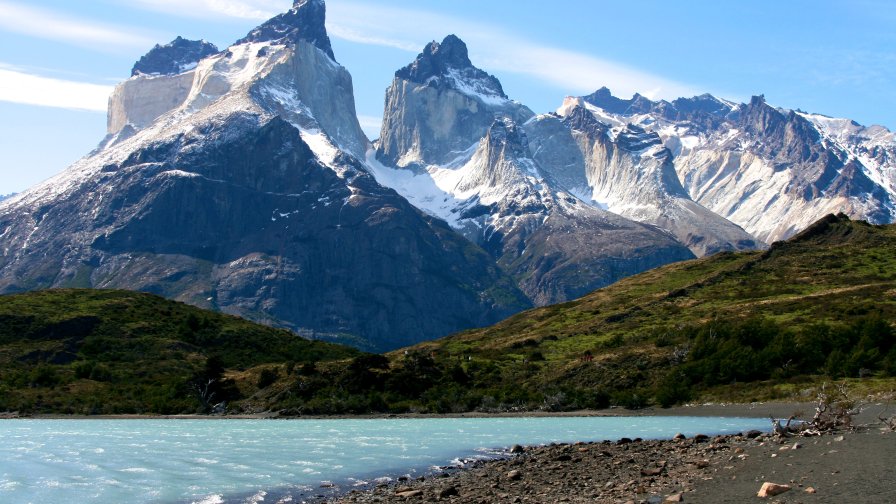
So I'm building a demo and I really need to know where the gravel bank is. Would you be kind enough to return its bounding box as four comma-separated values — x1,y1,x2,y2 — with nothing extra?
323,403,896,504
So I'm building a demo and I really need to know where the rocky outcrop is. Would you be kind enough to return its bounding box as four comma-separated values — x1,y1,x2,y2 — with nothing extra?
377,35,533,168
371,37,697,305
131,37,218,76
108,37,220,141
106,71,196,139
458,119,694,304
238,0,334,60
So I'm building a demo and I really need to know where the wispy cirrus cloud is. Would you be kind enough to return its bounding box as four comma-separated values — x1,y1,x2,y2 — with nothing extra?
0,1,160,51
122,0,701,100
356,114,383,139
326,2,700,100
129,0,282,20
0,65,112,112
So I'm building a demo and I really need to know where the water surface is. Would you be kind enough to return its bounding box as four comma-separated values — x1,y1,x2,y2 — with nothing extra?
0,416,769,503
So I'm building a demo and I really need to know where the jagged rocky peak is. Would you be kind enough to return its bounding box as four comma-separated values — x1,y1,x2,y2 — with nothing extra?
582,87,737,128
583,87,655,115
671,93,735,117
396,34,507,99
131,37,219,76
739,95,783,131
616,123,664,152
237,0,334,59
377,34,532,167
562,102,610,137
485,117,529,157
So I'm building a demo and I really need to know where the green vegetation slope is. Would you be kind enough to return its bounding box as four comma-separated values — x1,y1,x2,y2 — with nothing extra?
2,214,894,415
0,289,359,414
386,214,896,410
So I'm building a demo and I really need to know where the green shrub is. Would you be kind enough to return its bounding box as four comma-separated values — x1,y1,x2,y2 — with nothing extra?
257,367,280,389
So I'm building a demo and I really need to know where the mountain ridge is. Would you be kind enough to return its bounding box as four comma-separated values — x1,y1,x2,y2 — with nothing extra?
6,214,888,415
1,0,894,354
0,0,530,352
574,88,896,242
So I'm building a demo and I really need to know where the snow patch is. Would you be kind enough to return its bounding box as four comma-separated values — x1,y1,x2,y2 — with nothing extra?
444,68,509,106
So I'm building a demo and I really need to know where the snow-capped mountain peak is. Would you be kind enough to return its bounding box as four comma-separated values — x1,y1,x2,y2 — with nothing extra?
237,0,334,60
395,34,507,104
377,35,532,168
0,0,529,352
131,37,219,77
569,87,895,243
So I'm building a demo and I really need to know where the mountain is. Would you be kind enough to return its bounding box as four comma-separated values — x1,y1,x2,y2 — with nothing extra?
0,289,361,415
578,88,896,243
370,36,696,305
4,0,890,355
0,193,14,202
0,0,530,352
531,101,762,256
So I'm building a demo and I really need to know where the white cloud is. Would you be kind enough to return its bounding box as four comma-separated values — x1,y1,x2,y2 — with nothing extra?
326,2,701,101
130,0,283,20
0,1,160,51
327,25,419,52
121,0,702,100
357,114,383,139
478,44,700,101
0,66,112,112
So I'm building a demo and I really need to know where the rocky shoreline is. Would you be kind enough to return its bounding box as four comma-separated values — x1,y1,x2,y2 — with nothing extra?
323,415,895,503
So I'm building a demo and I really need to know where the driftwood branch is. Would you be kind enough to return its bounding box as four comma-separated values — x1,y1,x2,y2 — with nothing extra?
878,399,896,431
810,382,862,432
770,382,865,438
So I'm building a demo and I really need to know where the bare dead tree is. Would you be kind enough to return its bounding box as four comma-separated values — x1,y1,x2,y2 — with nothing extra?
809,382,862,432
877,399,896,431
769,414,798,438
192,378,216,412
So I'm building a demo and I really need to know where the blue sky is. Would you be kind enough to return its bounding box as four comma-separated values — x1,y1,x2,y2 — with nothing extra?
1,0,894,195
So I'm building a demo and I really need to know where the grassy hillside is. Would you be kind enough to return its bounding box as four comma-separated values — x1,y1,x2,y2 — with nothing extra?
0,289,360,414
390,214,896,409
2,214,894,415
234,214,893,415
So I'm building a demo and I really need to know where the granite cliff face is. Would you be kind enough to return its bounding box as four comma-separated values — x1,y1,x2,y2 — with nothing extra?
376,35,534,168
0,0,529,351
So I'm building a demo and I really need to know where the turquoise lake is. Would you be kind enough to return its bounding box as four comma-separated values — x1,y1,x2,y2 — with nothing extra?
0,416,770,503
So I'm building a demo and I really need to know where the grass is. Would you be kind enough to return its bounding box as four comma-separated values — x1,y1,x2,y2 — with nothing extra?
2,214,894,415
0,289,359,414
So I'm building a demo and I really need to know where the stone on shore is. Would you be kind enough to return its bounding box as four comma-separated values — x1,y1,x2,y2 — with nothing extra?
437,486,458,498
395,489,422,498
757,482,791,497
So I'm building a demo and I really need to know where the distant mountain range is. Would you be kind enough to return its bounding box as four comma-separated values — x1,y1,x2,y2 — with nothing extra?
1,0,893,351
